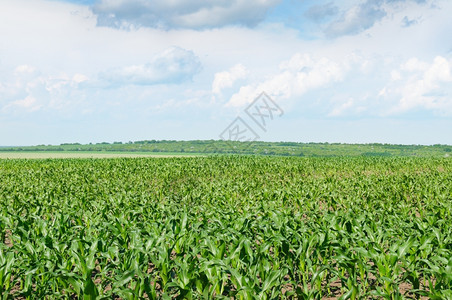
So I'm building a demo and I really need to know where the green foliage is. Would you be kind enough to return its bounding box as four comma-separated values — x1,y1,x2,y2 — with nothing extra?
2,140,452,157
0,156,451,298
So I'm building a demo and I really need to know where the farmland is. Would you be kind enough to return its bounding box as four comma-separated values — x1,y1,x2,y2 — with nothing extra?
0,152,201,160
0,156,451,299
1,140,451,157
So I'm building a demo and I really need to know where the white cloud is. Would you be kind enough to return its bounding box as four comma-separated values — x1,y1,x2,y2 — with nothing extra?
92,0,282,30
391,70,401,80
304,2,339,21
100,47,201,85
379,87,388,96
401,57,429,71
328,98,355,116
1,63,91,114
14,65,36,74
212,64,248,95
401,15,419,27
73,73,89,84
226,53,346,107
325,0,387,37
385,56,452,114
324,0,432,38
3,96,41,112
325,55,452,117
225,51,452,118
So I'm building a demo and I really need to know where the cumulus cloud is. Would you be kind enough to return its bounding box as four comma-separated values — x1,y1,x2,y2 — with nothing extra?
14,65,36,75
100,47,201,86
324,0,430,38
401,16,418,27
212,64,248,95
325,0,387,37
4,96,41,112
224,52,452,118
304,2,339,21
72,73,89,84
1,64,90,114
386,0,426,4
226,53,346,107
328,98,355,116
393,56,452,113
325,55,452,117
91,0,281,30
401,57,429,71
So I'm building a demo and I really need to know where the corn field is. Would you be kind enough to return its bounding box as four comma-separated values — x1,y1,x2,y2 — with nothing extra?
0,156,451,299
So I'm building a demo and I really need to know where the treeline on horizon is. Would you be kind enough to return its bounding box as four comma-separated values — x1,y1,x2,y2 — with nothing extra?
1,140,451,157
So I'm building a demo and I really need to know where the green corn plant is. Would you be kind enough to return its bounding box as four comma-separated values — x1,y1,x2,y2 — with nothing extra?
0,156,451,298
0,251,14,295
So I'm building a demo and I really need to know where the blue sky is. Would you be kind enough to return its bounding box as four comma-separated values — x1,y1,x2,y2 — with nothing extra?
1,0,451,145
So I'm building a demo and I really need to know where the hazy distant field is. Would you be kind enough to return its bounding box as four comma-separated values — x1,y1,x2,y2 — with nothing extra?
0,151,201,159
2,140,451,157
